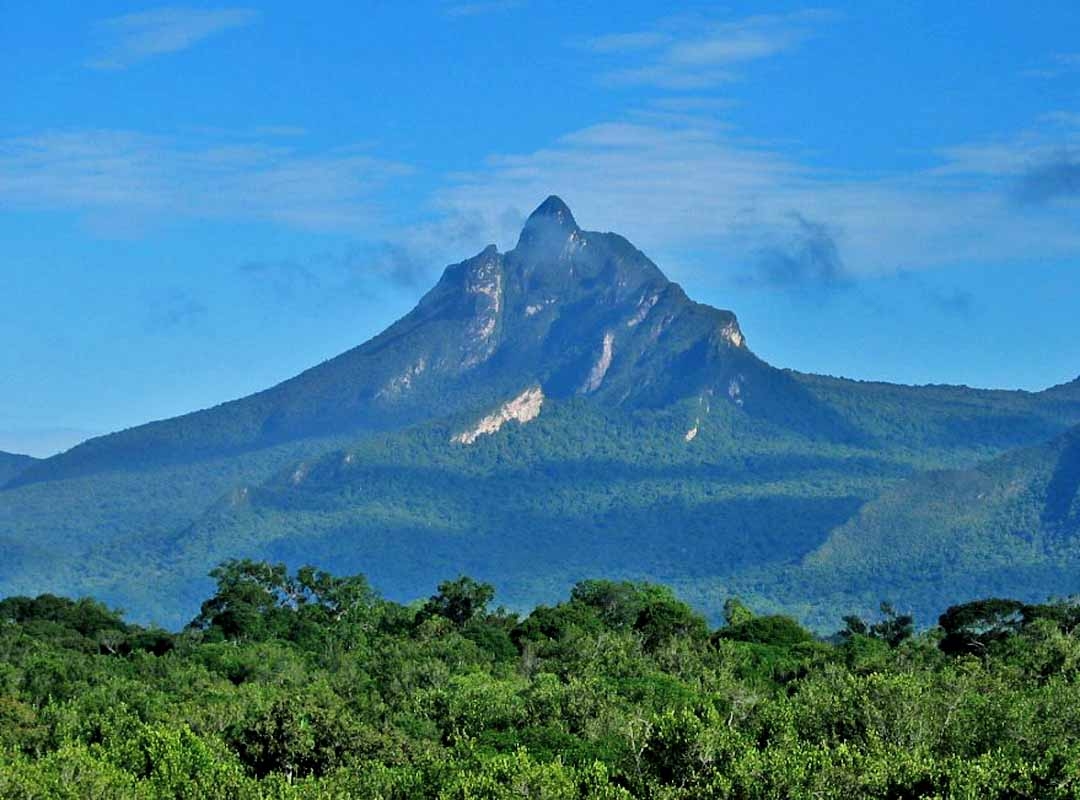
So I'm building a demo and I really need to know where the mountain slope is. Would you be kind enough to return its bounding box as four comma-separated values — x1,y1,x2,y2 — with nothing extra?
780,423,1080,626
146,384,1080,628
3,196,1080,628
0,451,36,485
134,396,885,623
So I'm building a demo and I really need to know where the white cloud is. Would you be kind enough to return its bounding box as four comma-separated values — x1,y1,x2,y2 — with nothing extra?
932,123,1080,206
933,123,1080,178
0,130,411,234
6,111,1077,281
434,114,1080,283
1041,111,1080,129
88,6,259,69
585,31,672,54
584,11,831,89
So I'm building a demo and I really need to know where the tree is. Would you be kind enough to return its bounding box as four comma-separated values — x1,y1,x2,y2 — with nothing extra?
422,576,495,626
840,614,869,639
871,603,914,647
293,566,377,621
633,596,709,651
188,560,380,643
714,615,815,648
570,580,646,629
840,603,914,648
723,598,755,627
188,560,292,641
938,598,1025,656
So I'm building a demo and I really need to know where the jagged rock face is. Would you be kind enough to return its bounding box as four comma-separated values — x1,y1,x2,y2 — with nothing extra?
581,332,615,394
452,386,544,445
382,195,755,410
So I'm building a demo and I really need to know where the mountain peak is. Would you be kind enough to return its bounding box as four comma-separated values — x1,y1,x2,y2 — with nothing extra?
516,196,579,252
528,195,577,226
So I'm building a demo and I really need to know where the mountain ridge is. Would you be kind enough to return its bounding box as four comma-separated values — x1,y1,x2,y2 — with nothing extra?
0,451,36,485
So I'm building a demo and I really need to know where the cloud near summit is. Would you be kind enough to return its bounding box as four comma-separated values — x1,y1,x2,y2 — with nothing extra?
433,114,1080,286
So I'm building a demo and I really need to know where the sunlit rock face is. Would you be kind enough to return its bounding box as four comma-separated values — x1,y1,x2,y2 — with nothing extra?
452,386,545,445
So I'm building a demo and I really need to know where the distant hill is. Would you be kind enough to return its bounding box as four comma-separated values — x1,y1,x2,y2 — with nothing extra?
2,197,1079,628
0,451,36,485
772,423,1080,627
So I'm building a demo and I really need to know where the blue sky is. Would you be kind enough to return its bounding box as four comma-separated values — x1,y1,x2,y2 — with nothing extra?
2,1,1079,456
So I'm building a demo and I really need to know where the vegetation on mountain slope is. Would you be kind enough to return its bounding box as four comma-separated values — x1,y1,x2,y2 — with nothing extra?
767,422,1080,626
2,377,1077,632
0,451,35,486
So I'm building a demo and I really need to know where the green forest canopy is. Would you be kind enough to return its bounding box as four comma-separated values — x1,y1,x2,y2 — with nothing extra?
2,560,1080,799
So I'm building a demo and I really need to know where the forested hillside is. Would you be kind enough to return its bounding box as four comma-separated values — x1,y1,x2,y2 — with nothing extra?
0,451,35,485
3,562,1080,799
772,422,1080,626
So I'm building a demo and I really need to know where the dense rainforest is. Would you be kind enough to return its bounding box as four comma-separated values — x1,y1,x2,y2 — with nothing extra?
3,561,1080,798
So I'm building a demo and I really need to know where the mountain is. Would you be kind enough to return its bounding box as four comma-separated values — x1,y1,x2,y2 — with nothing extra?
10,196,770,486
0,451,36,485
3,196,1080,627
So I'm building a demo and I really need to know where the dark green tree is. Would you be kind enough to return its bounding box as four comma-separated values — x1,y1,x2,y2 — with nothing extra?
421,576,495,626
840,602,914,648
938,598,1025,655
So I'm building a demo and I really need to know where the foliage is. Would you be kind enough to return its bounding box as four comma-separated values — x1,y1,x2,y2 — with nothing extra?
3,562,1080,797
840,602,915,648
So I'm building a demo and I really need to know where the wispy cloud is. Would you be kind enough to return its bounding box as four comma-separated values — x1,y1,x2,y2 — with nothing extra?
185,124,309,139
252,125,308,138
237,259,322,304
237,241,439,312
435,112,1080,287
358,242,434,289
0,130,411,234
745,213,851,290
582,10,831,89
1023,52,1080,79
931,119,1080,207
1041,111,1080,129
443,0,525,18
88,7,259,69
927,286,975,316
893,270,975,317
1014,154,1080,205
145,288,209,331
586,31,672,54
